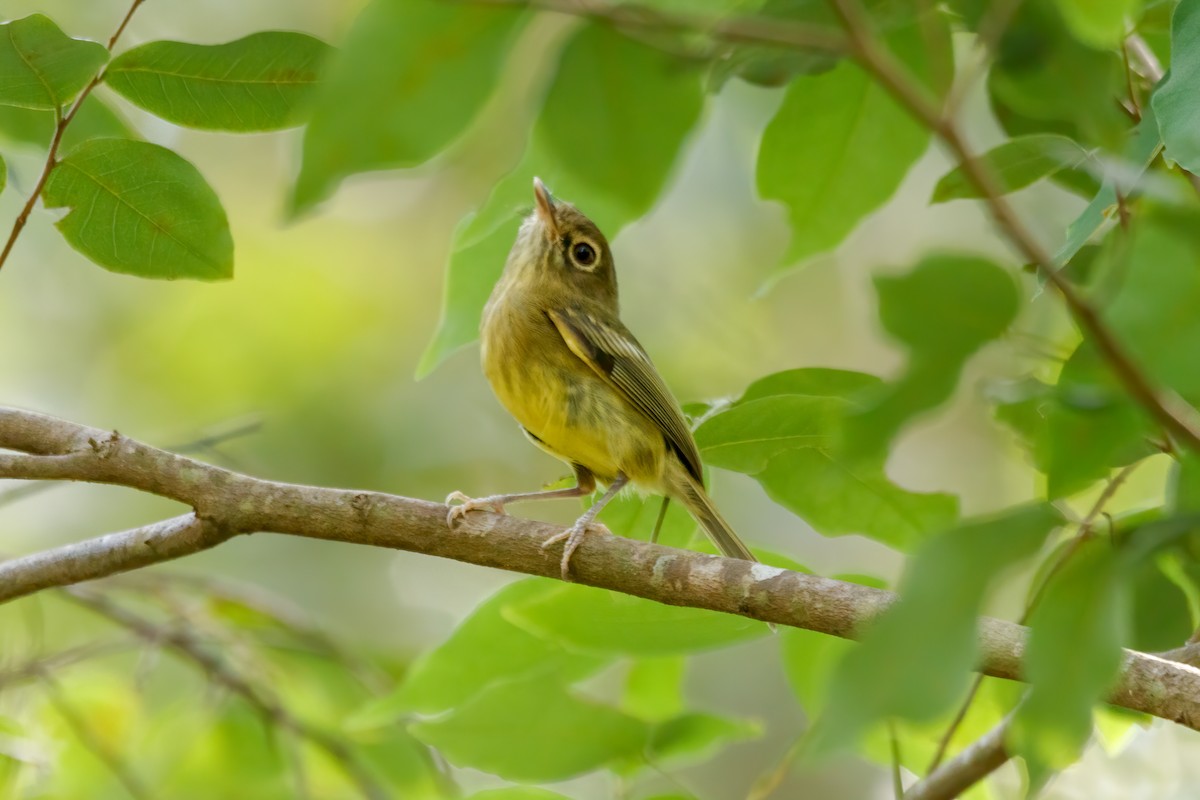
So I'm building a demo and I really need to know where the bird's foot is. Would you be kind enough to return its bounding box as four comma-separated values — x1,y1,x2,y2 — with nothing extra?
541,520,611,581
445,491,508,527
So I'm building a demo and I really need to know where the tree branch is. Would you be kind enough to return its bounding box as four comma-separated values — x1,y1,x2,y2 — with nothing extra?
2,406,1200,732
904,716,1011,800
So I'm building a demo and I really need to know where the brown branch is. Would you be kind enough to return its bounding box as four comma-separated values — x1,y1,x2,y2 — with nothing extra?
2,407,1200,734
0,0,146,273
826,0,1200,454
904,716,1011,800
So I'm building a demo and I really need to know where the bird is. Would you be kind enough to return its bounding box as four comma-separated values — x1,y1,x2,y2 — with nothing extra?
446,177,757,580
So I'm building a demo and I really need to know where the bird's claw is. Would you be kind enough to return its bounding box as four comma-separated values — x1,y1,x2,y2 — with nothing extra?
541,521,611,581
445,491,507,528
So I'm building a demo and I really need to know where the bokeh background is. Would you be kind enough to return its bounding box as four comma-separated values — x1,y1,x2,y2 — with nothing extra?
1,0,1192,797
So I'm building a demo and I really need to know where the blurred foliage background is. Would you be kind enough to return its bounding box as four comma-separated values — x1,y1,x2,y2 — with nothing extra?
1,0,1199,798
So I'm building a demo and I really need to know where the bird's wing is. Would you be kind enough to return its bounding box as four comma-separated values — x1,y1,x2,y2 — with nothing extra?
547,307,704,483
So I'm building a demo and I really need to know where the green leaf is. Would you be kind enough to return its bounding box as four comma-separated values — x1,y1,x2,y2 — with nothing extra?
1054,0,1142,48
0,94,133,152
0,154,5,195
1155,0,1200,172
758,13,946,272
293,0,525,212
506,583,768,655
814,505,1062,753
42,138,233,279
418,23,704,375
1010,547,1128,782
382,579,608,716
646,712,761,765
0,15,107,110
410,675,648,782
105,32,332,132
931,134,1090,203
622,657,686,722
844,255,1019,455
988,2,1128,151
696,371,958,549
1051,108,1161,269
465,790,572,800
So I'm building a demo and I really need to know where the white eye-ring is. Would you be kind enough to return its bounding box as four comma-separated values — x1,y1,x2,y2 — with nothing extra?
568,238,600,271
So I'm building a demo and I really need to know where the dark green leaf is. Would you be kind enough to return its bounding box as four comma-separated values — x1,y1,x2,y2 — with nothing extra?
410,675,648,781
380,579,607,716
815,505,1062,753
931,134,1090,203
1156,0,1200,174
42,138,233,279
0,15,107,110
506,583,768,655
758,13,947,271
418,23,704,375
0,94,133,152
696,370,958,549
105,32,332,132
844,255,1019,455
1010,547,1128,781
1128,554,1194,652
988,2,1128,150
293,0,525,212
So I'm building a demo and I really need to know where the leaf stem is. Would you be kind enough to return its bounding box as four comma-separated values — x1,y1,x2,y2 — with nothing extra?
0,0,147,274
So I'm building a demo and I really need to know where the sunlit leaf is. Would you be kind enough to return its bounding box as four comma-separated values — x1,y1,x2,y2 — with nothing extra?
105,32,332,132
506,583,768,655
418,23,704,375
293,0,525,211
758,13,947,272
813,505,1062,753
410,674,648,781
1054,0,1142,48
466,789,572,800
646,712,761,766
622,657,686,721
844,255,1019,455
0,15,107,110
42,138,233,279
1010,547,1128,783
932,134,1090,203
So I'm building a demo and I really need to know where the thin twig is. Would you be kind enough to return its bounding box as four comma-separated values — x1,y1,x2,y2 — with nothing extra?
0,0,147,273
827,0,1200,451
62,588,389,800
0,640,133,691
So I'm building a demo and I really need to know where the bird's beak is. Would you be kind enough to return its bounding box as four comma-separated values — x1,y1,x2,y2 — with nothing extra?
533,177,560,239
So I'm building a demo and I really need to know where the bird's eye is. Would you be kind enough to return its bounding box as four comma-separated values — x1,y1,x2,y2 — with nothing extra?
570,241,597,268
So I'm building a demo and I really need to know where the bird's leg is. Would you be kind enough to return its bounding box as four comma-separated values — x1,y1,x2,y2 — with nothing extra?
446,465,596,527
541,473,628,581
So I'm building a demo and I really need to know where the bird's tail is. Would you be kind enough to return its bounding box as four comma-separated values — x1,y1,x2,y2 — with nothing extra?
675,470,757,563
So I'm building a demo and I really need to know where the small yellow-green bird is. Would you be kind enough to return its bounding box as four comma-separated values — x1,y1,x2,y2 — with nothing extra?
447,178,757,579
